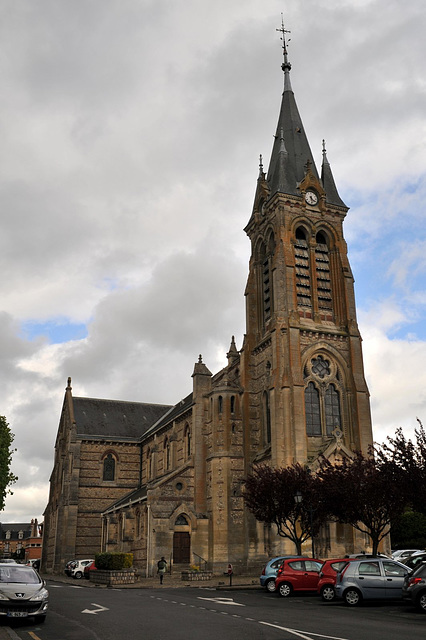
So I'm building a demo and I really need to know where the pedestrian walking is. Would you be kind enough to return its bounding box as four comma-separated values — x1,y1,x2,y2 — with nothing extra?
157,556,167,584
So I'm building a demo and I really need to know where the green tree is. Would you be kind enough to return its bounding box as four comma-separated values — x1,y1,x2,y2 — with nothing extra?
0,416,17,511
376,420,426,514
243,463,327,555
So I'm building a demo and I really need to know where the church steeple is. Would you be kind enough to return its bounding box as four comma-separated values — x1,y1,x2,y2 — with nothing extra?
267,17,319,197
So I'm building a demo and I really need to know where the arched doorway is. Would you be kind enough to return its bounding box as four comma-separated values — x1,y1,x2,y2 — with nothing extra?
173,514,190,563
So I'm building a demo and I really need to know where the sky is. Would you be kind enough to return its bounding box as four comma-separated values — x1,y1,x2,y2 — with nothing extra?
1,0,426,524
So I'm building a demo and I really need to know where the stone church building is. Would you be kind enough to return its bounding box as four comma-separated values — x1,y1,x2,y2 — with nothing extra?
42,31,374,576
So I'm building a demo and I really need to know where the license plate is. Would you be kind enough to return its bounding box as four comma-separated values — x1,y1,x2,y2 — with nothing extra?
8,611,28,617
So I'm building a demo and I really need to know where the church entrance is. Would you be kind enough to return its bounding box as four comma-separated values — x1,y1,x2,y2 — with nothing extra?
173,531,190,563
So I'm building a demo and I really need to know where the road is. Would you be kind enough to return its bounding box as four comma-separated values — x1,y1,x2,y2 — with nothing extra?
3,581,425,640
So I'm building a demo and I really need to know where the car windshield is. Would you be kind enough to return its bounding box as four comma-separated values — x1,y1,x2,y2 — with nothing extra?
0,567,40,584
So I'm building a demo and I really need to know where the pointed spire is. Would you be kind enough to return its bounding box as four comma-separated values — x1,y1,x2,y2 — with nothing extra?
321,139,347,208
227,336,239,364
267,18,319,197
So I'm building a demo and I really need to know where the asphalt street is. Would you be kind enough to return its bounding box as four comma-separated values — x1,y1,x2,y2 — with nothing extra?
1,580,425,640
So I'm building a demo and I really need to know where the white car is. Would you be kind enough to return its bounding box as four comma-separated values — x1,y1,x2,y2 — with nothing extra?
392,549,421,560
0,563,48,622
65,559,94,579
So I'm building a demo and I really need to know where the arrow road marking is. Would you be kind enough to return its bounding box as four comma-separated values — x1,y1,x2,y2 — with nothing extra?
82,603,110,615
197,597,245,607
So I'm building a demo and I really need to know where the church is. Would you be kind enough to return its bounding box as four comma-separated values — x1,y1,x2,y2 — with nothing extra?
42,26,374,576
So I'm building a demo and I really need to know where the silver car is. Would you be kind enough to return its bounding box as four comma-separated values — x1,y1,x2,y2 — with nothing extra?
0,563,48,622
334,557,409,606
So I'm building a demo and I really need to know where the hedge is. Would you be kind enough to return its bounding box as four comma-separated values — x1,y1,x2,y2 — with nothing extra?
95,552,133,570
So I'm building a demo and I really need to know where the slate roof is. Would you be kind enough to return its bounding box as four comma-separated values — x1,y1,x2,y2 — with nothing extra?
72,397,172,441
103,485,148,514
267,49,346,208
0,523,32,540
146,392,193,435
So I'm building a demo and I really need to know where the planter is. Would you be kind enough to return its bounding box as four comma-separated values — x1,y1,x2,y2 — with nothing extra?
181,570,213,581
89,568,135,586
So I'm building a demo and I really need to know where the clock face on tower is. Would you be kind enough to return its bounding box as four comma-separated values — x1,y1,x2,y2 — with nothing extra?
305,190,318,206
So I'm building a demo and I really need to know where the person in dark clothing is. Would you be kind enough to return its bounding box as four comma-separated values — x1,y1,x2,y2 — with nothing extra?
157,557,167,584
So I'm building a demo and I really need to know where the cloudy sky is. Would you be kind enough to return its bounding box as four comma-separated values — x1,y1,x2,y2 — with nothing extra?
1,0,426,524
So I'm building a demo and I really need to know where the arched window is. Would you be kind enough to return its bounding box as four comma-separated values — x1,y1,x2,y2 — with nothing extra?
184,424,191,459
305,382,321,436
164,437,170,471
325,384,341,435
103,453,115,481
175,514,188,526
262,391,271,444
146,448,152,480
218,396,223,414
259,233,275,327
304,355,342,437
294,227,311,308
230,395,235,414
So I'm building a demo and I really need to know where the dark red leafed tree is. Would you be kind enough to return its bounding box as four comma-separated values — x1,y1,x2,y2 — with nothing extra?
318,452,409,556
243,463,327,555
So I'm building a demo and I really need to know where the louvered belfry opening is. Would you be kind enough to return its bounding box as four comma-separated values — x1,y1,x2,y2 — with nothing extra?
315,231,332,314
294,227,311,309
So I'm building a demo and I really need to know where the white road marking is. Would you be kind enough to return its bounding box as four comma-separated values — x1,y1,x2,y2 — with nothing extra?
260,622,349,640
197,596,245,607
81,603,110,615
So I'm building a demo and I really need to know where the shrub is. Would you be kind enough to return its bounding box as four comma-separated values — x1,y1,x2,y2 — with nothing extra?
95,552,133,570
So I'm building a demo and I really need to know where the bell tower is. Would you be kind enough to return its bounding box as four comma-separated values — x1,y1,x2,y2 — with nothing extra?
240,20,373,475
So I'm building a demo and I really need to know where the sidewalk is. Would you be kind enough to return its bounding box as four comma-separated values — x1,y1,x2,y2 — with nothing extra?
45,571,261,590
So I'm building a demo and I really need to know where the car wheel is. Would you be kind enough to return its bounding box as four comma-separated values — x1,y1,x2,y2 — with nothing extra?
321,585,336,602
74,571,83,579
344,588,362,606
416,591,426,613
265,579,276,593
278,582,292,597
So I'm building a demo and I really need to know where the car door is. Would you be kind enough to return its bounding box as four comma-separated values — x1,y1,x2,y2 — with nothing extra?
382,561,408,599
302,561,322,590
354,561,386,599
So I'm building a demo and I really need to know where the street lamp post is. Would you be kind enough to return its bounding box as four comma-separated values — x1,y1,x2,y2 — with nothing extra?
294,491,315,558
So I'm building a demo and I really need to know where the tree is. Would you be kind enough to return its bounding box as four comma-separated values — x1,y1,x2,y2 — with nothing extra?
0,416,17,511
243,464,327,555
318,452,408,556
375,421,426,514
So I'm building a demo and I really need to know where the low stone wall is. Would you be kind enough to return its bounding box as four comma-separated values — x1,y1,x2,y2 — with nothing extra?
89,568,136,586
181,571,213,581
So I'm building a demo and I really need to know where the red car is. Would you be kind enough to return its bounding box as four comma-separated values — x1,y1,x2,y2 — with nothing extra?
317,558,354,601
275,558,323,597
84,561,97,579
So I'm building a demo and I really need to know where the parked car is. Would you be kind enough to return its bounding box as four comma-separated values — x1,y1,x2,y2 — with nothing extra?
275,558,323,597
335,557,409,606
84,561,97,579
392,549,421,560
260,556,306,592
402,561,426,612
317,558,355,602
65,559,94,579
0,563,48,622
403,552,426,571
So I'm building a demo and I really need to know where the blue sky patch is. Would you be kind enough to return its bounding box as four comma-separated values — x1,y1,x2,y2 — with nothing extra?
21,320,88,344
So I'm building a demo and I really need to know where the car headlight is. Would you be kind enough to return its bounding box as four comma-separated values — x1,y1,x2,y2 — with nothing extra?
29,589,48,602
